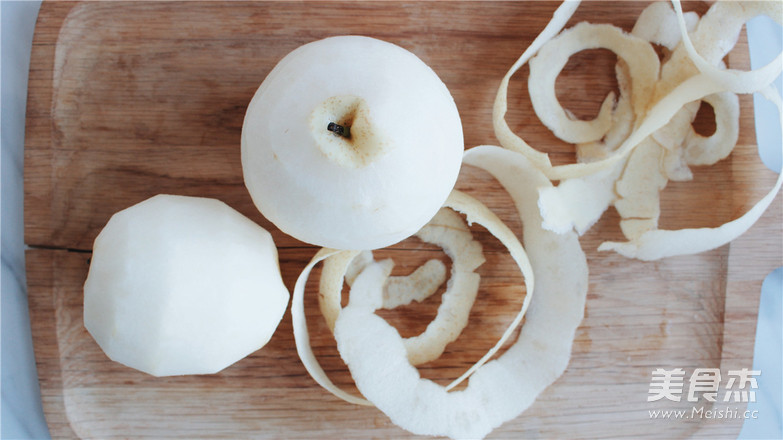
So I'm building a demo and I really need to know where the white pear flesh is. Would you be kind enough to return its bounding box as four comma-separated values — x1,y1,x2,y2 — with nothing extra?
241,36,464,250
83,194,290,377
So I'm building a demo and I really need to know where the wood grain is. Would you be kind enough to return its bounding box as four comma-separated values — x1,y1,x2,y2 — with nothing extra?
24,1,781,439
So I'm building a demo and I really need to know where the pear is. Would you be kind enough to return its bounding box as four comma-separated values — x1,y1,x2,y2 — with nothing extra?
83,195,289,376
242,36,464,250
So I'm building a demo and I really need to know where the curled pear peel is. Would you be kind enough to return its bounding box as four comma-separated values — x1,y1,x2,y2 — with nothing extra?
509,0,782,261
332,147,587,439
319,207,485,367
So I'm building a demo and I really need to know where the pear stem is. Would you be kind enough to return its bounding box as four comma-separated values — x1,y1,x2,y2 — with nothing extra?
327,122,351,138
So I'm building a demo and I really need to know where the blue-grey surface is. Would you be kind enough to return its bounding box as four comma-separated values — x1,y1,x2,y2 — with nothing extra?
2,1,48,439
738,15,783,440
1,3,780,439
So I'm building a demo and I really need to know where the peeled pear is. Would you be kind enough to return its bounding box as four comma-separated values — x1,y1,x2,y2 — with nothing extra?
241,36,464,250
83,195,289,377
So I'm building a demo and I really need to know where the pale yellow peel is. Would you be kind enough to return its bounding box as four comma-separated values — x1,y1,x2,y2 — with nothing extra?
596,2,783,259
344,250,373,286
662,144,693,182
496,1,781,186
441,190,535,390
632,1,698,51
673,0,783,94
493,0,582,170
613,139,668,241
599,85,783,260
321,254,447,331
321,189,533,382
528,22,659,144
683,91,740,166
576,63,634,162
319,249,361,332
542,4,688,235
403,270,481,366
538,163,623,236
384,259,448,309
394,207,486,365
651,101,699,152
537,74,728,235
319,207,486,366
333,146,587,439
292,247,372,406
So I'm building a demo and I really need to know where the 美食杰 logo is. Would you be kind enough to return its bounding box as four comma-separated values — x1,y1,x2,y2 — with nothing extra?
647,368,761,420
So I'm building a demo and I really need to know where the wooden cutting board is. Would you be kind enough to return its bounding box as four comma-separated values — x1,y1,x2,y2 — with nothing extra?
24,1,782,438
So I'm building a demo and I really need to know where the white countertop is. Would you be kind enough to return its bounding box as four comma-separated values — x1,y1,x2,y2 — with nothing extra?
2,2,780,439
